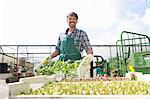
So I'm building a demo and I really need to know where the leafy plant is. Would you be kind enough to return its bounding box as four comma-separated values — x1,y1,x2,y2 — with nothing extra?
21,81,150,95
36,60,81,78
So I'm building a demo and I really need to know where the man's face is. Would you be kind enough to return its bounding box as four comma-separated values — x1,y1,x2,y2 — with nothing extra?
67,16,78,28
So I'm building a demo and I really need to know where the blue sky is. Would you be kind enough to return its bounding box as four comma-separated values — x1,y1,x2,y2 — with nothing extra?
0,0,150,45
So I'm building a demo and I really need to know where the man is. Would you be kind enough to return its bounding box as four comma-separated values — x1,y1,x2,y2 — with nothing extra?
46,12,93,61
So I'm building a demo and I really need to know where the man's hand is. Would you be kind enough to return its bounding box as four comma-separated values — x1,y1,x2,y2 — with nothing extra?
42,56,52,64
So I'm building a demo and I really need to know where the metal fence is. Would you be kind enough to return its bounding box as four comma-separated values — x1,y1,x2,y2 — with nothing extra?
1,44,150,67
0,45,117,66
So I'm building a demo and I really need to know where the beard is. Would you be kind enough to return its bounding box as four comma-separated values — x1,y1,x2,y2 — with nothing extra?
69,25,75,28
69,23,76,28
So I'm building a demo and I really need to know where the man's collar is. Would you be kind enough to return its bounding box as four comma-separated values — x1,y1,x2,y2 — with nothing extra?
65,28,77,34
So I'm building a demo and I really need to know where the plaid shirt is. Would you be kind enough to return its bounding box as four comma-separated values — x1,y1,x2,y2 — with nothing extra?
56,28,92,53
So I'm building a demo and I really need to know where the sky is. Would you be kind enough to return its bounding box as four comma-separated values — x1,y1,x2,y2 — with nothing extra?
0,0,150,45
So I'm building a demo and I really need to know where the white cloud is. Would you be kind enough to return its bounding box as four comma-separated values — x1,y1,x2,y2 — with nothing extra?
141,8,150,26
116,7,150,37
0,0,118,45
0,0,150,45
78,1,117,29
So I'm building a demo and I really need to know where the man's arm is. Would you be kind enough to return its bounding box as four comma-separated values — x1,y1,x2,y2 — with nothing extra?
50,50,60,58
81,31,93,55
49,34,61,59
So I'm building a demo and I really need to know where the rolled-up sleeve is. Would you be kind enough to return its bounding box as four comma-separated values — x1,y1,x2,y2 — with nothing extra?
81,32,92,52
55,36,61,53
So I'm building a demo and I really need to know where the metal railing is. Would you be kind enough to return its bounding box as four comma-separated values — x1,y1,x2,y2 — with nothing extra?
0,45,117,66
